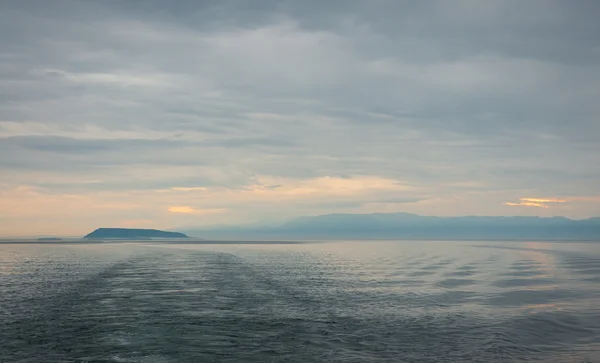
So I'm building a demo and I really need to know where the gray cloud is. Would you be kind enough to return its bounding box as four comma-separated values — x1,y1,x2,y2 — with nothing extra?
1,0,599,228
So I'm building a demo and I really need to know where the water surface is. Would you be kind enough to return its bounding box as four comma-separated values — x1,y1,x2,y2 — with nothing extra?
1,240,599,362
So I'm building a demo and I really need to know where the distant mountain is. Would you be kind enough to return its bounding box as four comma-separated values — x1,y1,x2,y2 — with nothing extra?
184,213,600,240
84,228,188,240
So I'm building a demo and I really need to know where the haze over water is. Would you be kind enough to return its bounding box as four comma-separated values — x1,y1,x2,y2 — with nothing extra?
2,240,599,362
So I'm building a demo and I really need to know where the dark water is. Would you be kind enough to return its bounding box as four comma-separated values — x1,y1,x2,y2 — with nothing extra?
1,240,600,362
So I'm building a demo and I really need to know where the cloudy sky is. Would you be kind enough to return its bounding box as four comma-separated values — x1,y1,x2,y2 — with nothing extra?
1,0,599,236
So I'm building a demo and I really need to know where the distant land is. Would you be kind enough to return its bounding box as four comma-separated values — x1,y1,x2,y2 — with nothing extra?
84,228,189,240
37,237,63,241
183,213,600,241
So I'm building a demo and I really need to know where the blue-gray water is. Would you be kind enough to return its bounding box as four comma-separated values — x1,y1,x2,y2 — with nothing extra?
1,240,599,362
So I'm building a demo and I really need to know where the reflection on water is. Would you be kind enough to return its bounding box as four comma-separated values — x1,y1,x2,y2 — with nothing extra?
1,240,599,362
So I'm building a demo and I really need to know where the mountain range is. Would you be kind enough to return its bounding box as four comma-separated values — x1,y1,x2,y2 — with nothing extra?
183,213,600,241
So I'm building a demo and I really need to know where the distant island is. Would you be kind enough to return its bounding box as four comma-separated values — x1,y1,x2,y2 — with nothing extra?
37,237,63,241
84,228,189,240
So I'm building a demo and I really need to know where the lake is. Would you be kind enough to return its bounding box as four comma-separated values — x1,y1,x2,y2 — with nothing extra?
1,240,599,362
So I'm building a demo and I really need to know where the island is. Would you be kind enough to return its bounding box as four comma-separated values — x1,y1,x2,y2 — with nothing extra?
37,237,63,241
84,228,189,240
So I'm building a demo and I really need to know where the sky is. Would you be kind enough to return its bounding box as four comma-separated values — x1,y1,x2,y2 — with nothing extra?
1,0,599,236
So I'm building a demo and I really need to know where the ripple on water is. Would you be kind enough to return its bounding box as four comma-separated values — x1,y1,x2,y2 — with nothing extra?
436,278,477,288
407,270,437,277
486,289,584,307
1,241,600,362
500,270,546,277
445,270,477,277
492,278,557,288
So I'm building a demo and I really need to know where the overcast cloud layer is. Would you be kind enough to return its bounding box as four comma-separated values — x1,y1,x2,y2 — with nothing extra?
1,0,599,236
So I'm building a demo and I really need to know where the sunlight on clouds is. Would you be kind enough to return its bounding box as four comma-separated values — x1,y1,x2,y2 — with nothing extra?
243,176,412,198
2,176,598,237
167,206,226,214
505,201,549,208
521,198,567,203
168,206,198,213
505,197,567,208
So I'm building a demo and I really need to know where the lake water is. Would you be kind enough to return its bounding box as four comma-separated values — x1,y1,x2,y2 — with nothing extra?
1,240,599,362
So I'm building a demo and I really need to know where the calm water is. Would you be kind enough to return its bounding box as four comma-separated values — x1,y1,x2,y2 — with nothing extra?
1,240,600,362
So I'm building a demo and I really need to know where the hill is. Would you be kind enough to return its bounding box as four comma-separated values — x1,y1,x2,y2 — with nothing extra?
84,228,188,240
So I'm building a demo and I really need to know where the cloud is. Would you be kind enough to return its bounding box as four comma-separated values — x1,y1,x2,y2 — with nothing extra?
504,197,567,208
168,206,197,214
520,198,567,204
119,219,153,228
505,202,549,209
243,175,413,197
170,187,207,192
567,196,600,203
1,1,600,235
167,206,226,215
